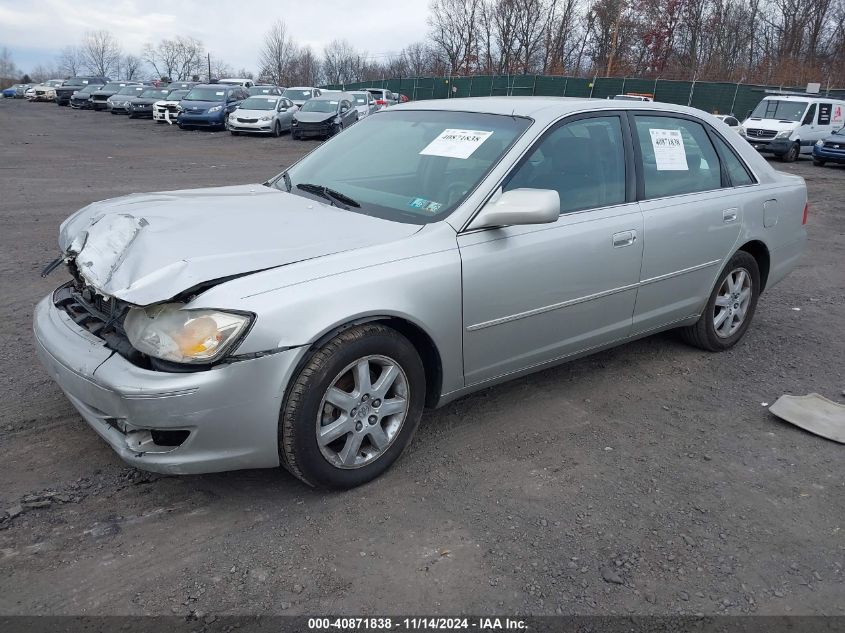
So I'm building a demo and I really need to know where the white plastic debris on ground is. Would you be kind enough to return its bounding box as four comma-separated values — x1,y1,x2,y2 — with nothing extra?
769,393,845,444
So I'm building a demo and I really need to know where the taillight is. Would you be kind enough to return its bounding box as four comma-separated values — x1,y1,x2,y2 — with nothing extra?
375,99,386,105
802,202,809,225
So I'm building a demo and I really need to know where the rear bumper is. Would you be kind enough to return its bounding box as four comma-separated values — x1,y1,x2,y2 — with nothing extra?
33,294,305,474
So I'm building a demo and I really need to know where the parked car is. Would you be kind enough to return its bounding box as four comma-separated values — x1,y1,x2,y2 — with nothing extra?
30,79,65,102
165,81,198,91
107,85,147,114
90,81,140,111
55,77,109,106
2,84,24,98
248,85,283,96
217,78,255,88
10,83,33,98
228,96,298,136
713,114,742,133
34,98,807,487
128,87,174,118
349,91,377,119
812,127,845,166
612,94,654,101
69,84,100,109
398,94,410,103
176,84,248,130
282,86,321,107
152,89,190,124
364,88,397,109
291,94,358,139
741,94,845,162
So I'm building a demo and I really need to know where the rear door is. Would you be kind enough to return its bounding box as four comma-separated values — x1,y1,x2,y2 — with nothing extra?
459,112,644,385
629,113,745,334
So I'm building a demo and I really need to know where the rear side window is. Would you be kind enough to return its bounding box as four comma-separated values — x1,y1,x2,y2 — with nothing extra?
818,103,832,125
711,134,754,187
504,115,627,214
633,115,721,199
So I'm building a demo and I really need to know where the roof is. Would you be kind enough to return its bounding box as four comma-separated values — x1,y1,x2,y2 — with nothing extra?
390,96,727,124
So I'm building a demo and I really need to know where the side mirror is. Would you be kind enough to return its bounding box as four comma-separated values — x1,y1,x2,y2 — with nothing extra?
467,189,560,231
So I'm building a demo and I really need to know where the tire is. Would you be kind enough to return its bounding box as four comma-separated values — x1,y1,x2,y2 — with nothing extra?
272,120,281,137
813,158,826,166
223,113,230,131
780,142,800,162
279,324,426,489
680,251,760,352
292,131,300,140
155,120,164,124
230,130,239,136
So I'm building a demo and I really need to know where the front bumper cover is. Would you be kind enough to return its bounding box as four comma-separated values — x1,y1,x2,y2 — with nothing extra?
33,294,306,474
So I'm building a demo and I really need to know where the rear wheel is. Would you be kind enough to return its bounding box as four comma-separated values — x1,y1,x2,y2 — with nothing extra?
780,142,800,162
279,324,425,489
680,251,760,352
272,120,281,137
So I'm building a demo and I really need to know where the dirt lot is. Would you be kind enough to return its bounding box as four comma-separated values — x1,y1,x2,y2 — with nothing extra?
0,98,843,618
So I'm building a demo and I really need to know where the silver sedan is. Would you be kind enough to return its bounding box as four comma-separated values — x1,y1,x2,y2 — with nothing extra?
227,96,298,136
34,98,807,488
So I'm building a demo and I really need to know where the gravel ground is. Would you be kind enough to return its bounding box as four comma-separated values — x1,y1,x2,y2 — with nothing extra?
0,98,843,617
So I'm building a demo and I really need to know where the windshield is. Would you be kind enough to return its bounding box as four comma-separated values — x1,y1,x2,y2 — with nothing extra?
77,85,99,95
301,100,339,113
101,83,128,91
64,79,90,87
239,96,279,110
166,89,189,100
184,87,227,102
283,88,312,99
274,110,531,225
47,80,64,86
116,86,143,95
141,88,169,98
750,99,808,122
352,94,368,104
249,86,277,95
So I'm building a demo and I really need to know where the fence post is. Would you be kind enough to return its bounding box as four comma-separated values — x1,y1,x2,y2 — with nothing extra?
621,76,626,95
688,78,696,107
532,74,538,96
729,79,742,115
589,74,597,98
563,77,568,97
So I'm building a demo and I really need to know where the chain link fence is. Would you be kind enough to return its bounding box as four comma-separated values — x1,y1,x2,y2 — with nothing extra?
323,75,845,117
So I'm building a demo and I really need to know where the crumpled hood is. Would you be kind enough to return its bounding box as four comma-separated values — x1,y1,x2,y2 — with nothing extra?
58,184,421,305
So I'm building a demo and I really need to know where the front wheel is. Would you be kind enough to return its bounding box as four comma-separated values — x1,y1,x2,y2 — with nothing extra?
272,120,281,137
780,142,800,162
680,251,760,352
279,324,425,489
813,158,826,166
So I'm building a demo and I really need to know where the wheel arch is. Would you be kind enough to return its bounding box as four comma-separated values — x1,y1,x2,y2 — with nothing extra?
737,240,771,291
302,315,444,409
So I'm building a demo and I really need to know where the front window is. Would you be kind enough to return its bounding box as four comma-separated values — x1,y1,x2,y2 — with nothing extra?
184,87,227,102
750,99,808,122
300,100,339,113
116,86,143,96
141,89,169,98
101,83,127,91
352,94,368,104
167,90,189,100
273,110,531,224
239,97,279,110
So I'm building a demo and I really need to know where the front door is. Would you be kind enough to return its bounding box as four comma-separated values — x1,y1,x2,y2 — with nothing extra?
459,113,644,386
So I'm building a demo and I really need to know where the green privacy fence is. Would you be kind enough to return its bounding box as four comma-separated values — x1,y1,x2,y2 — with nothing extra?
323,75,845,117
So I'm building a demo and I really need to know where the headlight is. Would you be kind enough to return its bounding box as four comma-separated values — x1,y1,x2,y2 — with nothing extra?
815,139,824,147
260,115,271,121
291,119,298,126
208,105,223,113
124,303,252,364
775,130,793,139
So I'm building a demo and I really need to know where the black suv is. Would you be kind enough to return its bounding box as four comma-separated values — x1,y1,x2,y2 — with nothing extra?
55,77,109,106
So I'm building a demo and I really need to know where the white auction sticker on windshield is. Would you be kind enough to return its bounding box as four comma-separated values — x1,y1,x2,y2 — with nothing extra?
649,128,688,170
215,91,224,96
420,129,494,159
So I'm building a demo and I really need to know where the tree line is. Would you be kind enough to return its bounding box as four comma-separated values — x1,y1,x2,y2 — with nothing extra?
2,0,843,90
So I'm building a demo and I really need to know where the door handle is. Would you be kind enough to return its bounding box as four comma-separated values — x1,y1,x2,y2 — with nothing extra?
722,208,739,223
612,230,637,248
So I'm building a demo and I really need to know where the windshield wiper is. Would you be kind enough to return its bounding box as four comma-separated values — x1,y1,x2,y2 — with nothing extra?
281,171,292,192
295,183,360,209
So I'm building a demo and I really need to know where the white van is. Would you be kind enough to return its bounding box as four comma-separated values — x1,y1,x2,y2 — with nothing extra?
741,94,845,162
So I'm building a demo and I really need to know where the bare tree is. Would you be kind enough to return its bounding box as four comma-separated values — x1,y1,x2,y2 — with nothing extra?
429,0,483,73
322,39,366,84
289,46,320,86
122,54,144,80
259,20,297,85
57,46,84,77
81,30,122,77
0,46,17,86
143,37,204,81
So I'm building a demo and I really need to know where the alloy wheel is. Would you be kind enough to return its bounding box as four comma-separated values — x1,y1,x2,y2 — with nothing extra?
713,267,752,338
316,355,409,469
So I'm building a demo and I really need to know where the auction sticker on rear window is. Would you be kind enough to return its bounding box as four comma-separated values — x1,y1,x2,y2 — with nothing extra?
420,129,493,159
649,129,688,170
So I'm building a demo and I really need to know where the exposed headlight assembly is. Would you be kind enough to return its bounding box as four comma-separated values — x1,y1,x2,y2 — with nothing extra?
124,303,252,364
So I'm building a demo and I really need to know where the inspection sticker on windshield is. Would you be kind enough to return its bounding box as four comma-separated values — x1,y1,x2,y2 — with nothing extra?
649,129,688,170
420,129,493,159
408,197,442,213
215,91,224,96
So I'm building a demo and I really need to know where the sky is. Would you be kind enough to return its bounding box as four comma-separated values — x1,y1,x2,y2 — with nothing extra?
0,0,432,75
